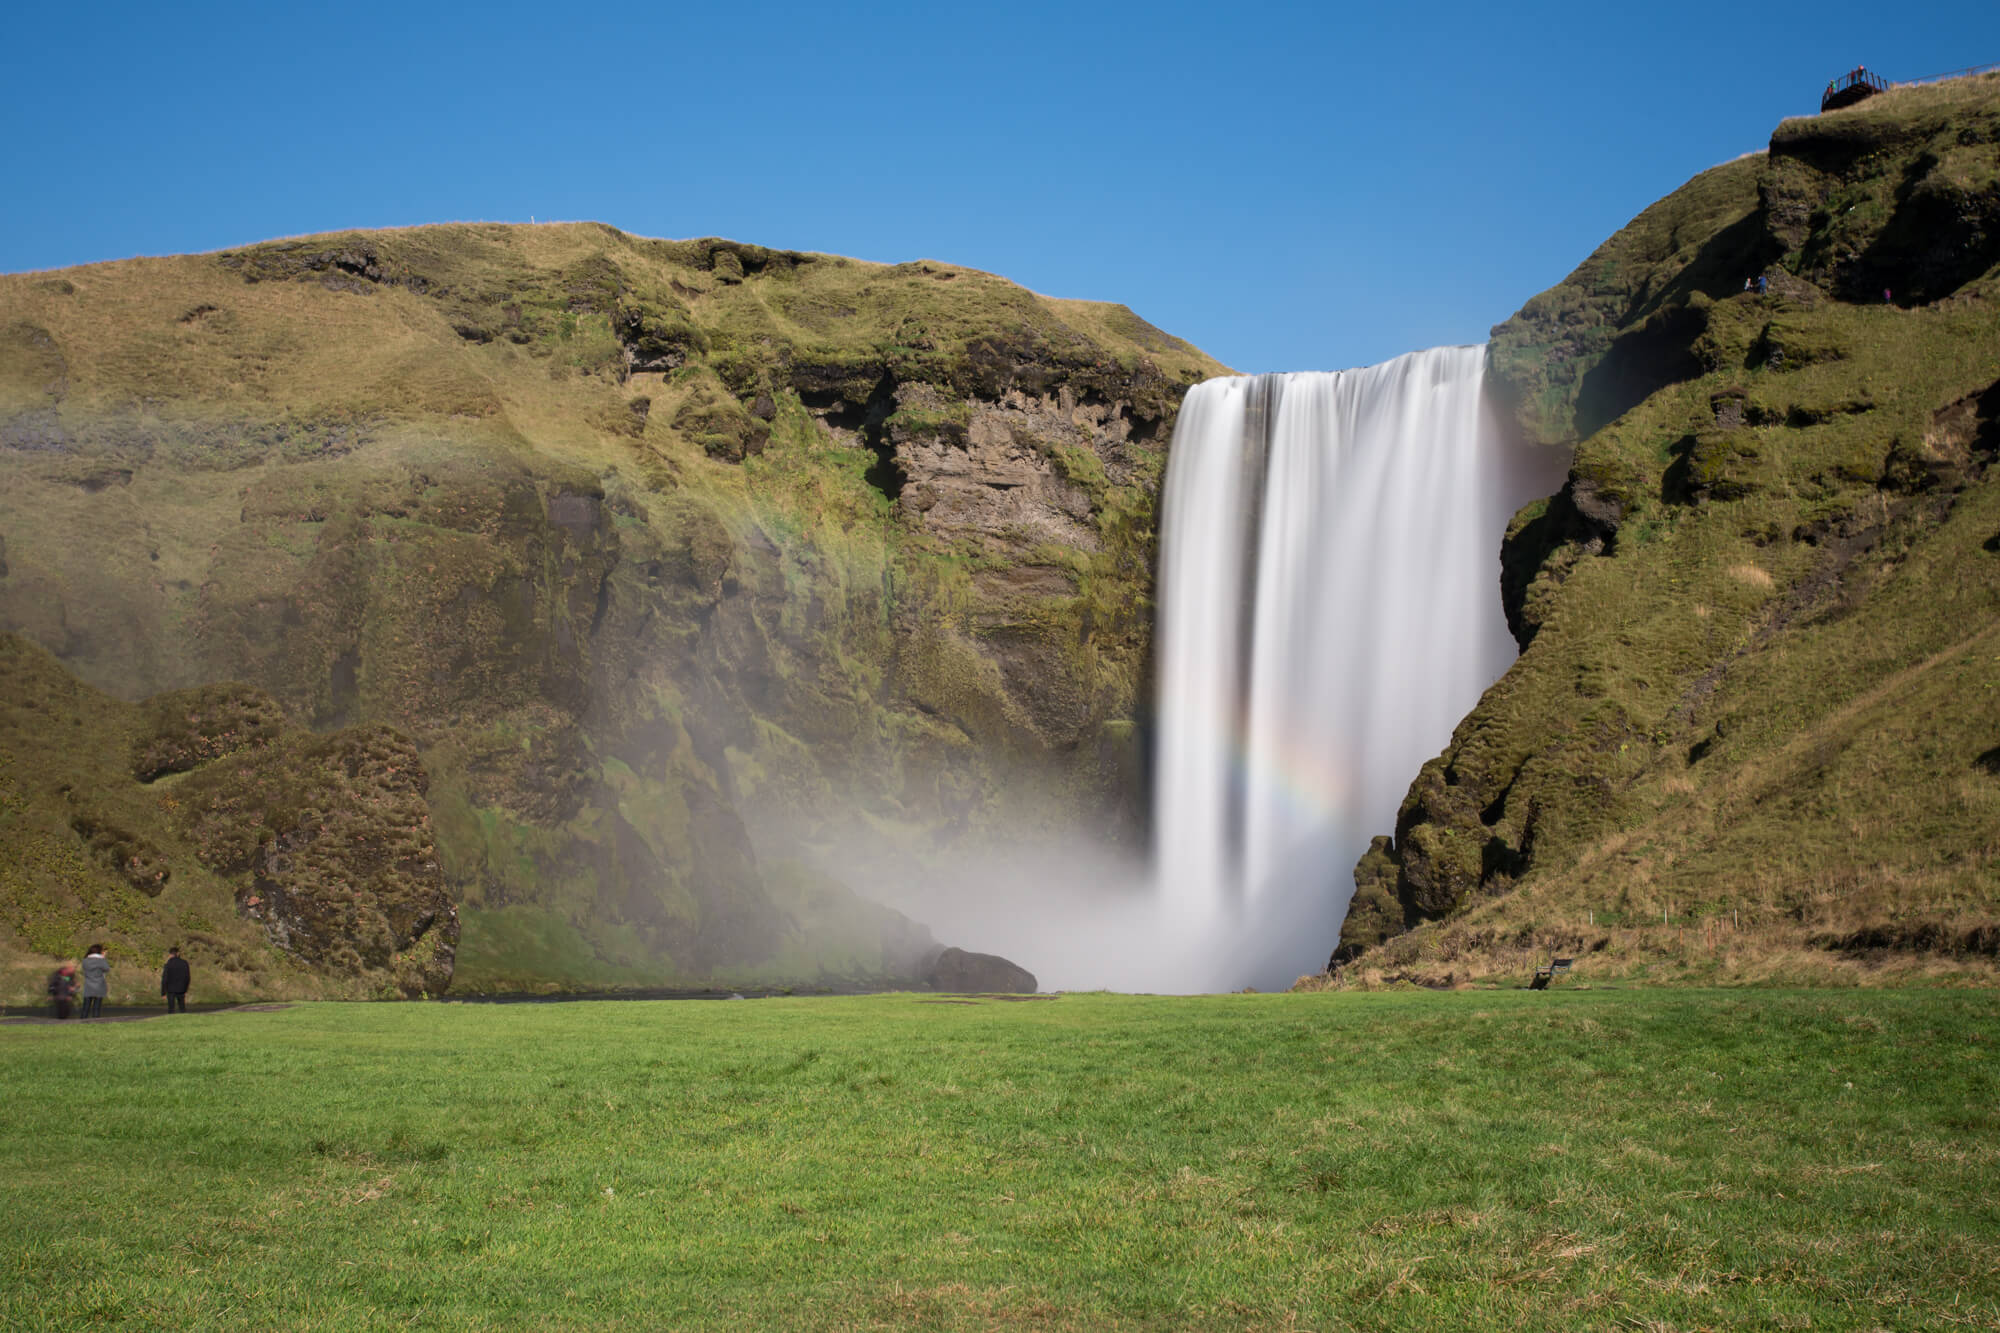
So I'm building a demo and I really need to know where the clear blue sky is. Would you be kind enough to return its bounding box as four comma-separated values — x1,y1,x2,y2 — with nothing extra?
4,1,1995,373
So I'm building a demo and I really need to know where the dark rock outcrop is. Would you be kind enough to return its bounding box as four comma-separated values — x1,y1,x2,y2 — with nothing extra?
1329,836,1403,966
131,683,288,781
925,946,1037,994
177,724,457,997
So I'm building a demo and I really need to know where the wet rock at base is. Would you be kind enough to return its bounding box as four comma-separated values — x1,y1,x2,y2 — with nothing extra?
925,946,1037,994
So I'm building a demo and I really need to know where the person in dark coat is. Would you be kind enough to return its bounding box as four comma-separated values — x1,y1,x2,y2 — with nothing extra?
79,944,110,1019
47,963,77,1020
161,947,191,1014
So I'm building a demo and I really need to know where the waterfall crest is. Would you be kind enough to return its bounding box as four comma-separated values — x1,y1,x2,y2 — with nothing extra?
1152,346,1560,989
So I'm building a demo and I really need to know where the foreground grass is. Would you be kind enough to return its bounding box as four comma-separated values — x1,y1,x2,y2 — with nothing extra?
2,990,1996,1330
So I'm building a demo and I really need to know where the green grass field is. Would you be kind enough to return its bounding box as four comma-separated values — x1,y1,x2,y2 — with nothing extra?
3,989,1996,1330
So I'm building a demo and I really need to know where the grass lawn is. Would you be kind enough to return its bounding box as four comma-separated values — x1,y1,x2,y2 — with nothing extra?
2,988,1996,1330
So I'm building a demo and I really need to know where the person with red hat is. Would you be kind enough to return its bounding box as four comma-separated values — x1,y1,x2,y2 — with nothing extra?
46,962,77,1020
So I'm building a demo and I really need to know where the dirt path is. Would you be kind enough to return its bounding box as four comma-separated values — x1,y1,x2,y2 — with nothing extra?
1,1003,293,1027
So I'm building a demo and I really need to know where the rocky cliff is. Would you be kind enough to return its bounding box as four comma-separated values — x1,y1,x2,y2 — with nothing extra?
0,225,1223,997
1332,73,2000,985
0,635,453,1000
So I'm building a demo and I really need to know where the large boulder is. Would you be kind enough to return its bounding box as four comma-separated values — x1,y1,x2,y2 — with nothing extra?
925,946,1037,994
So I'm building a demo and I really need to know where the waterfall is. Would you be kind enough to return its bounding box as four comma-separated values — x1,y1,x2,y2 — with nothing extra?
1152,346,1561,990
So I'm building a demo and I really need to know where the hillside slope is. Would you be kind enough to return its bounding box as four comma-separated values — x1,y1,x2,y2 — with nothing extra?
0,634,458,1002
1330,74,2000,985
0,224,1224,997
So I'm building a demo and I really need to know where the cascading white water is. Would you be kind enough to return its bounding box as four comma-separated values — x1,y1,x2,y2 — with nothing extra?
864,346,1559,994
1152,346,1563,990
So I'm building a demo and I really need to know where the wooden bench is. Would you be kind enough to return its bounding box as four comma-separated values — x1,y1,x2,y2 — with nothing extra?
1529,957,1574,990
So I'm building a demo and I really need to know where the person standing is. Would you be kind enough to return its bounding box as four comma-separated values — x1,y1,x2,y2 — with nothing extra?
47,963,77,1020
79,944,110,1019
161,947,191,1014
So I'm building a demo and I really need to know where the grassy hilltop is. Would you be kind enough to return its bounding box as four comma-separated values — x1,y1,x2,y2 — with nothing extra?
0,224,1224,999
1333,74,2000,986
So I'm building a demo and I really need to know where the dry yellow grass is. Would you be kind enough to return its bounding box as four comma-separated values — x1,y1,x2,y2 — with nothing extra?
1726,562,1774,589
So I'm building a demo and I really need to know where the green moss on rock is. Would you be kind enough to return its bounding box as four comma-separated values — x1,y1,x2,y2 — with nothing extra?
0,633,454,999
131,683,288,781
0,217,1230,996
177,723,456,996
1356,74,2000,979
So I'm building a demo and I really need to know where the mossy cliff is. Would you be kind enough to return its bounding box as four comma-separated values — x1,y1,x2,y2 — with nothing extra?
0,225,1223,997
1331,74,2000,985
0,635,452,1001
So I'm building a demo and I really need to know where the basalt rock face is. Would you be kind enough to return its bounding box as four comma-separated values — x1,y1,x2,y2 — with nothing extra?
0,224,1224,997
1348,75,2000,984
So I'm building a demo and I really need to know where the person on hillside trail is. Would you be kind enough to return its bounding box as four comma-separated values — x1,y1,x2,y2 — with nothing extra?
161,947,191,1014
79,944,110,1019
48,963,77,1020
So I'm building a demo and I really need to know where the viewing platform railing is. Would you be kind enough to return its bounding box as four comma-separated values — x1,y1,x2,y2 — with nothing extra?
1821,67,1890,112
1896,61,2000,88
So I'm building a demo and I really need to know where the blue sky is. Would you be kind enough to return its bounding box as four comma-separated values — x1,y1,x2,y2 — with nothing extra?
3,1,1995,373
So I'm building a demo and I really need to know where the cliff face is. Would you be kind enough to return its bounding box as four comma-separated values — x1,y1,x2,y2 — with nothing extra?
0,635,454,1001
1337,74,2000,984
0,225,1224,996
